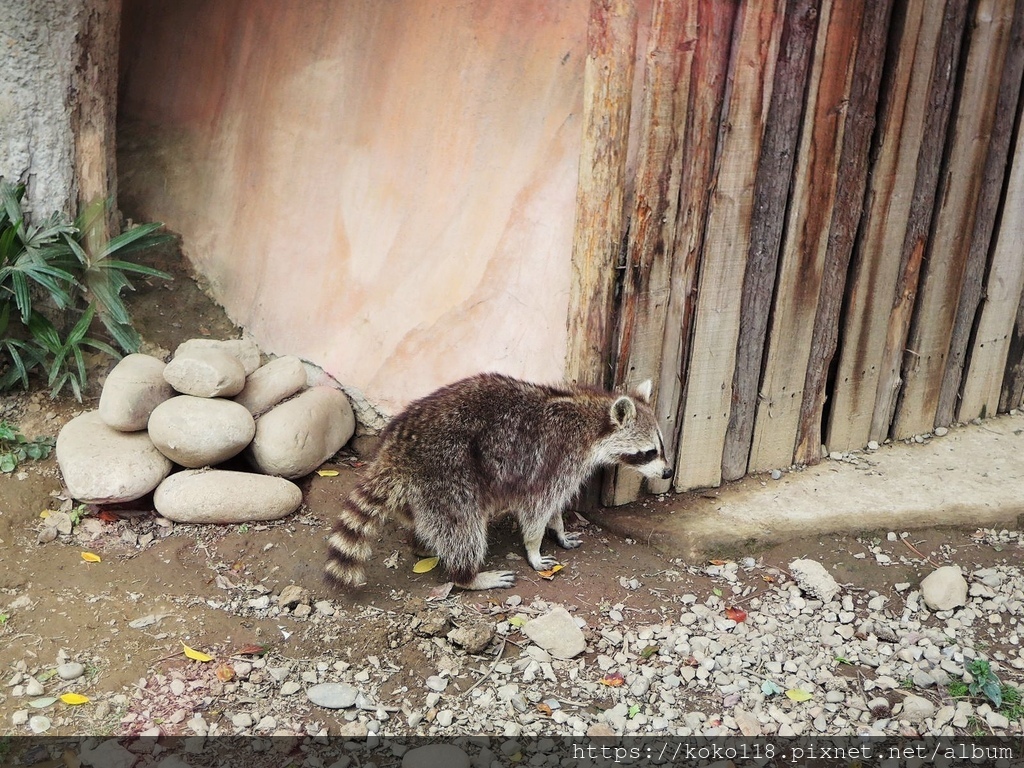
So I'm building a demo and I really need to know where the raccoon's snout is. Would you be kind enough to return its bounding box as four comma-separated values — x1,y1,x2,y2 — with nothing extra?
660,465,673,480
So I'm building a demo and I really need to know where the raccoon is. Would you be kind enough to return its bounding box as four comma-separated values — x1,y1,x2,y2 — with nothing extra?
325,373,672,590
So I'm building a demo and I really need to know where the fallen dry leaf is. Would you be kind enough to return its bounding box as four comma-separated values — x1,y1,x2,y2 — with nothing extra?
536,702,553,716
59,693,90,705
236,644,267,656
182,643,214,662
785,688,813,702
725,606,748,623
599,672,625,687
316,469,339,477
538,564,564,579
426,582,454,600
708,559,730,566
80,552,101,563
413,556,440,574
215,664,235,682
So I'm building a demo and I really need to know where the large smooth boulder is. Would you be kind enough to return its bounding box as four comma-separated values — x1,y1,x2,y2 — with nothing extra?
56,411,172,503
154,470,302,524
163,347,246,398
234,356,307,415
247,387,354,479
175,338,261,375
148,396,256,467
98,354,174,431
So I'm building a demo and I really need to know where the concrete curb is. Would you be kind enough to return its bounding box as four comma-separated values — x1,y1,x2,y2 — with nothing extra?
590,411,1024,560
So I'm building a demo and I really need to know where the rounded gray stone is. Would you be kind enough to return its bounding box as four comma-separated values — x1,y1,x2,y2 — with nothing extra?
234,355,307,415
154,469,302,524
920,565,968,611
306,682,359,709
522,606,586,659
98,353,174,431
175,337,262,375
247,387,355,479
402,744,471,768
56,662,85,680
901,694,936,724
164,347,246,397
148,395,256,467
56,411,172,504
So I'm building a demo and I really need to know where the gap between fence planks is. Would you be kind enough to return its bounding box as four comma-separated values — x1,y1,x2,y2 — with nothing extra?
940,0,1024,425
793,0,894,466
870,0,970,443
1001,292,1024,411
747,0,865,474
958,93,1024,421
646,0,736,495
672,0,784,492
601,0,695,506
825,0,943,454
720,0,820,482
891,0,1016,439
564,0,638,390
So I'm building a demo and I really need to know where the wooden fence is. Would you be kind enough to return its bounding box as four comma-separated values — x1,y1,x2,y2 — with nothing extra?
566,0,1024,503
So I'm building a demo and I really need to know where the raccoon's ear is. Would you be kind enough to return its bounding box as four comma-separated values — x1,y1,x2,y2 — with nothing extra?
610,395,637,427
633,379,653,403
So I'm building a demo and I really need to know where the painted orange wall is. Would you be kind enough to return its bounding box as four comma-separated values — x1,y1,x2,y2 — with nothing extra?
119,0,587,415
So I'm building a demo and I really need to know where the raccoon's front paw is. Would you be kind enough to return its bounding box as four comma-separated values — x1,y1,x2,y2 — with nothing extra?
461,570,517,590
556,531,583,549
531,554,561,571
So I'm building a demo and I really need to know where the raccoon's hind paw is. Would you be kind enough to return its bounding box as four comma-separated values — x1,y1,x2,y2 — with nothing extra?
459,570,517,590
556,531,583,549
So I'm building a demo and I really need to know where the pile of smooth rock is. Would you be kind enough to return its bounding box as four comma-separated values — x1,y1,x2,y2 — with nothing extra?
55,338,355,524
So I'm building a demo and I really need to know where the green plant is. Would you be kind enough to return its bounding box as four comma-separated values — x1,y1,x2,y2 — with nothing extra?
967,658,1003,708
0,420,54,473
948,680,969,698
68,503,90,527
0,178,172,399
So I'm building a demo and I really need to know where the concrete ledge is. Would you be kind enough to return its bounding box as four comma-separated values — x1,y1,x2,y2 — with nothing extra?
590,411,1024,560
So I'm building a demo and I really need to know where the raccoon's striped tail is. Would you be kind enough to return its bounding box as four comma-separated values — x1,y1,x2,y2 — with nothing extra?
324,478,393,588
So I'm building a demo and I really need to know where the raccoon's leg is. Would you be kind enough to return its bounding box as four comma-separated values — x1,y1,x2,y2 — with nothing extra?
520,513,561,572
546,511,583,550
414,501,515,590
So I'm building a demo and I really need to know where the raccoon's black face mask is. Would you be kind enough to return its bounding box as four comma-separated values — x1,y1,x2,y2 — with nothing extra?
602,381,674,481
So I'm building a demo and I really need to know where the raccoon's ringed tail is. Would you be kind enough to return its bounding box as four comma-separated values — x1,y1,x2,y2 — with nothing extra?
324,484,389,588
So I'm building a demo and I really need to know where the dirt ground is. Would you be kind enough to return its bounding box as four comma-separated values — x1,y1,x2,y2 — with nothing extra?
0,243,1021,737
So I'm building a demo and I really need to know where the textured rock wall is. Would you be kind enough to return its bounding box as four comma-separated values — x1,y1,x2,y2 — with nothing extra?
118,0,588,415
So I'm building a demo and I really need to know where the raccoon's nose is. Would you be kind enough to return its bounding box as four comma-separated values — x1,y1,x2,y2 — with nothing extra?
661,466,673,480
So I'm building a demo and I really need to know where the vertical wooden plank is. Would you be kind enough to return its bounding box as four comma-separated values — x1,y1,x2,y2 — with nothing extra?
602,0,695,505
647,0,736,494
565,0,638,388
870,0,970,442
747,0,865,474
672,0,785,491
891,0,1015,439
793,0,895,465
826,0,956,453
721,0,820,482
938,0,1024,424
1000,292,1024,411
958,96,1024,420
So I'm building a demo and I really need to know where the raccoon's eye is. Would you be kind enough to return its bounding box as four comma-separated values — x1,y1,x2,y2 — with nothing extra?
622,448,658,466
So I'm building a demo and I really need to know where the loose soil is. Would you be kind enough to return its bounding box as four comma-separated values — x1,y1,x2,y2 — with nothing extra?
0,245,1021,739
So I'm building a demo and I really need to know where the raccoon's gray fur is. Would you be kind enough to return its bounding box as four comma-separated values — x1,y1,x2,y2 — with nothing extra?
325,373,672,590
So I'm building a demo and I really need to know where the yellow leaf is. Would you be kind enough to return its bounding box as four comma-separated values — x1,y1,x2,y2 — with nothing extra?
81,552,101,563
538,564,564,580
316,469,339,477
412,557,440,574
508,615,527,628
182,643,214,662
785,689,813,702
40,510,51,519
60,693,90,705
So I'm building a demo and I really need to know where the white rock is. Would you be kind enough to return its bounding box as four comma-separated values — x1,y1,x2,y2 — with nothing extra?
57,411,172,504
28,715,51,733
148,396,255,467
306,682,359,709
176,337,261,375
154,470,301,524
920,566,968,611
425,675,448,692
98,353,174,431
901,695,936,724
789,559,841,603
522,606,586,659
403,744,471,768
234,356,307,415
164,347,246,397
56,662,85,680
247,387,355,479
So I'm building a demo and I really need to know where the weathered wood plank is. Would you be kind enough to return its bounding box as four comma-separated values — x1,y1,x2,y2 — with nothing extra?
1000,291,1024,411
721,0,820,482
793,0,894,466
938,0,1024,424
643,0,736,494
602,0,695,506
565,0,638,389
672,0,785,491
747,0,865,474
958,94,1024,420
870,0,969,442
891,0,1015,438
826,0,954,453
